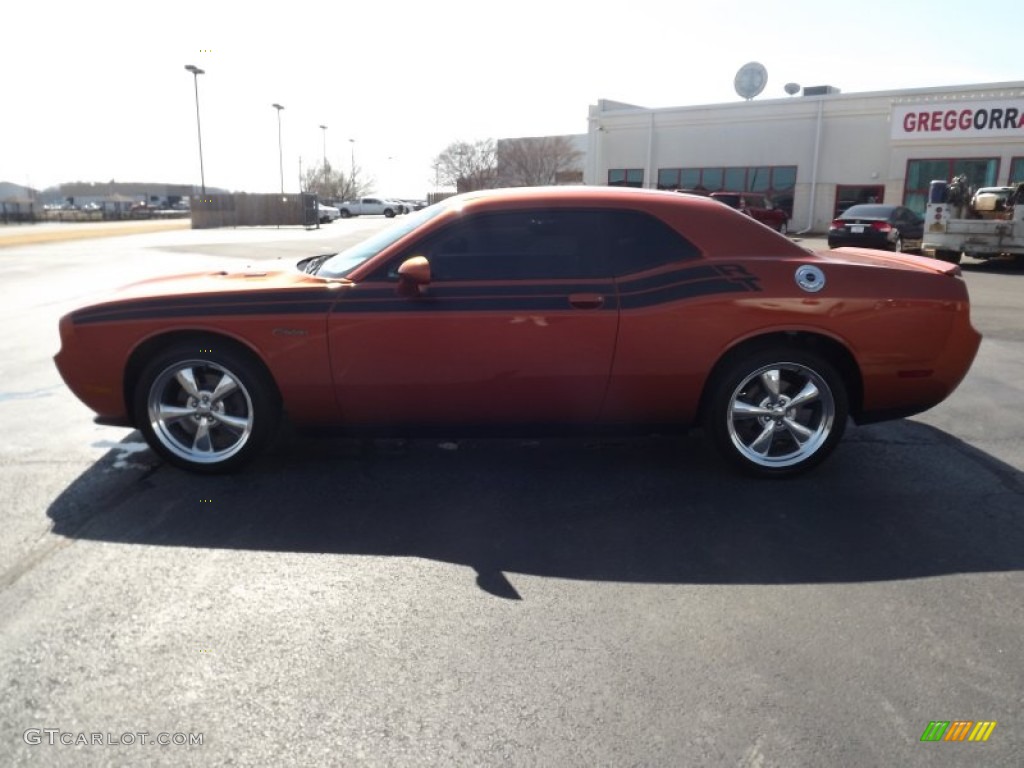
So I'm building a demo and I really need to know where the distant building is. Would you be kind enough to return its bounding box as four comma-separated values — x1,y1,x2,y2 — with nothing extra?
586,81,1024,232
48,181,196,209
0,182,40,223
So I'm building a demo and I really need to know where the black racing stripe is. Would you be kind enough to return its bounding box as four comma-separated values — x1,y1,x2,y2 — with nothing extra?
332,294,618,313
70,266,761,324
73,301,336,325
349,282,616,300
616,265,723,294
619,278,754,309
71,290,335,324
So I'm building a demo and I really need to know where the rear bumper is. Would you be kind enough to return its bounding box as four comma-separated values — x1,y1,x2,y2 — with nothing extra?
828,232,893,250
856,304,982,423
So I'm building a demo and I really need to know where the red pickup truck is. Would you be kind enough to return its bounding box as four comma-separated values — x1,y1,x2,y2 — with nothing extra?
710,192,789,234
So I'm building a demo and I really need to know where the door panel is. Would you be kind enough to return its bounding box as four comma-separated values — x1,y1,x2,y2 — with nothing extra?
327,209,620,426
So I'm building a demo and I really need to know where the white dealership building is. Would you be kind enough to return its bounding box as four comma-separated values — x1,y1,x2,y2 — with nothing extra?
583,80,1024,232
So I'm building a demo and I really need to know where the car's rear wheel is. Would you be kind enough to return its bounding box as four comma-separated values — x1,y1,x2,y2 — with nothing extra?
706,347,848,477
892,235,903,253
935,249,961,265
778,221,788,235
133,342,280,473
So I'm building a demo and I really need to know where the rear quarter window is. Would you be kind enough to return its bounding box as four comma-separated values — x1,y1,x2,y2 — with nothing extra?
604,210,701,276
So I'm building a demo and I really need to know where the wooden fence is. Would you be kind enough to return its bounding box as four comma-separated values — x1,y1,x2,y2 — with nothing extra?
191,193,317,229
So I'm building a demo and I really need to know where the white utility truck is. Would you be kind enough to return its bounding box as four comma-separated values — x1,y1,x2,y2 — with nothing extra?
922,177,1024,264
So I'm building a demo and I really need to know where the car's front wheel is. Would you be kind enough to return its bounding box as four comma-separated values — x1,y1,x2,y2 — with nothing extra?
384,208,395,218
706,347,848,477
133,342,280,473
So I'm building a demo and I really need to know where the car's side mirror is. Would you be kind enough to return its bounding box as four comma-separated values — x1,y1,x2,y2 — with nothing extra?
396,256,431,297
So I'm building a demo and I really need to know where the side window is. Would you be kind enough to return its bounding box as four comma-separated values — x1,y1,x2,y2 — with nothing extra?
389,210,611,281
605,210,701,276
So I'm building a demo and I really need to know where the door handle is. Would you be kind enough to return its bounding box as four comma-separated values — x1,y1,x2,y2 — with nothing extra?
568,293,605,310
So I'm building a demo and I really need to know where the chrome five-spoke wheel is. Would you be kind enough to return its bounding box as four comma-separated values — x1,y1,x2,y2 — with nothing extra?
148,360,254,465
134,343,279,473
708,348,848,476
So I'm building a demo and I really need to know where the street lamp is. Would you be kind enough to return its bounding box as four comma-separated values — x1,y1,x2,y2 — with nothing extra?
319,124,328,190
348,138,355,184
272,103,285,194
184,65,206,197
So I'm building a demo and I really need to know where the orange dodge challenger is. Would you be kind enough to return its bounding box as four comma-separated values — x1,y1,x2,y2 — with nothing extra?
54,187,981,476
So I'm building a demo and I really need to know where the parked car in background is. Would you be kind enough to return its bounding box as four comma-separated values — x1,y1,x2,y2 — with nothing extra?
317,202,340,223
828,204,924,252
710,192,790,234
54,186,980,478
336,197,402,218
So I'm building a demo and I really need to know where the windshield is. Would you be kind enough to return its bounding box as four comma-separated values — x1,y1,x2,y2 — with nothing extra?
316,202,450,278
841,205,894,219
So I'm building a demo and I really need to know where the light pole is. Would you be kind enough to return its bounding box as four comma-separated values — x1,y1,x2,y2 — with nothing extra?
348,138,355,187
319,124,329,194
184,65,206,196
272,103,285,194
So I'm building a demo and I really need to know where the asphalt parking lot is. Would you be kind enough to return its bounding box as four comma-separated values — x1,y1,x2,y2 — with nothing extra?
0,220,1021,767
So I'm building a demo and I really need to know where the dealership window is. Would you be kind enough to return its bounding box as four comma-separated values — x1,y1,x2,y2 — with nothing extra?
904,157,999,214
1010,158,1024,184
656,165,797,215
608,169,644,187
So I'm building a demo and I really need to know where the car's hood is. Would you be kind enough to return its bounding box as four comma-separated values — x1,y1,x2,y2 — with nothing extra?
812,247,961,276
109,267,350,301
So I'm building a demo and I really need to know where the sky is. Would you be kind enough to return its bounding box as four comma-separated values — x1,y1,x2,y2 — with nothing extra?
3,0,1021,198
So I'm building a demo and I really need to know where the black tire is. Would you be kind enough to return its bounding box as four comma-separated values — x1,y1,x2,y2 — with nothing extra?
132,341,280,473
339,209,351,219
935,249,961,265
891,235,903,253
705,346,848,477
384,208,395,218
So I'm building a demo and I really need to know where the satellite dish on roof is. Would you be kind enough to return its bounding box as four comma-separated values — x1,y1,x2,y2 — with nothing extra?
734,62,768,100
784,82,801,96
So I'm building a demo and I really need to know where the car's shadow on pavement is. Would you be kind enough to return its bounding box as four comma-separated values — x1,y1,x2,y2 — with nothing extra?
48,420,1023,598
960,256,1024,274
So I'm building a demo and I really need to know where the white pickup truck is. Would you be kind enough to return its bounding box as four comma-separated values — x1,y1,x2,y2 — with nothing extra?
922,180,1024,263
336,197,403,218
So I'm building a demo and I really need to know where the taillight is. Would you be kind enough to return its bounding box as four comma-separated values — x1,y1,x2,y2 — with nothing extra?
829,219,844,229
870,221,893,232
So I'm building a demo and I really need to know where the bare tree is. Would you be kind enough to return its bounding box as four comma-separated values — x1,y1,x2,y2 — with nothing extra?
432,139,499,192
302,161,374,201
496,136,583,187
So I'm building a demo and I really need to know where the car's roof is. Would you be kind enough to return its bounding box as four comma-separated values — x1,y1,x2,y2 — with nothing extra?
452,185,721,207
344,185,812,275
